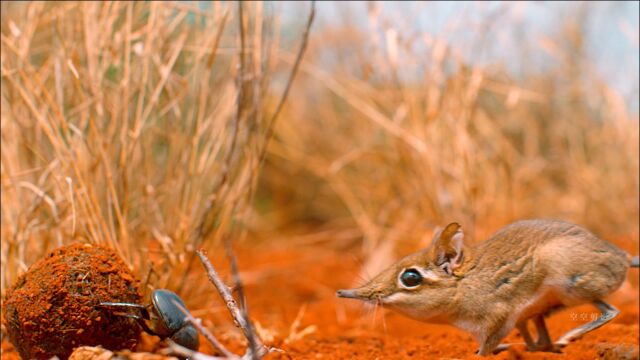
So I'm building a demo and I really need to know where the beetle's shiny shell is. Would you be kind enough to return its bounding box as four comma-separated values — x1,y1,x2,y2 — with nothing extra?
173,325,200,351
152,289,190,332
151,289,200,350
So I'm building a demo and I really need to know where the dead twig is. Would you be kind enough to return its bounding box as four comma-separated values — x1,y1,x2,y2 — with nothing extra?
223,239,260,360
196,249,273,359
171,300,235,358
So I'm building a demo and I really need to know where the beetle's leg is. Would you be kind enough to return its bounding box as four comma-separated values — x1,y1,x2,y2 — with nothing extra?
98,302,151,319
104,310,160,337
98,302,160,336
131,315,160,336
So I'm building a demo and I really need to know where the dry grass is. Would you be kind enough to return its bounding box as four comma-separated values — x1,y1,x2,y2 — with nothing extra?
1,1,638,300
0,1,309,295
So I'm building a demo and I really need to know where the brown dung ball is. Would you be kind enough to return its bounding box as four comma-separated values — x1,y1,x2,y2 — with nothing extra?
4,243,142,359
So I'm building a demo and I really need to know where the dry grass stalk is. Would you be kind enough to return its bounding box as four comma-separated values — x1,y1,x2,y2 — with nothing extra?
171,299,234,358
284,304,317,344
0,1,312,300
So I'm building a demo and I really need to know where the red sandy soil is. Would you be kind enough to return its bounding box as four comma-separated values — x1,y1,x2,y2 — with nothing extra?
2,239,639,359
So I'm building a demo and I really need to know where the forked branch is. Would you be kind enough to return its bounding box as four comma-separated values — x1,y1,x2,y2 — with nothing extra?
191,249,275,359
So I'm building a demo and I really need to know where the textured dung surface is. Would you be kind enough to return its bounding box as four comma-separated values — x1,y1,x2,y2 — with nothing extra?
3,243,142,360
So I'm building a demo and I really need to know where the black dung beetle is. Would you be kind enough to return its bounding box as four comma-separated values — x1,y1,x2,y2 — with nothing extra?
99,289,199,350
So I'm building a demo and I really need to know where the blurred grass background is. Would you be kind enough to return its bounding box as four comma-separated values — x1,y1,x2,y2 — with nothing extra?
260,1,639,276
1,1,638,298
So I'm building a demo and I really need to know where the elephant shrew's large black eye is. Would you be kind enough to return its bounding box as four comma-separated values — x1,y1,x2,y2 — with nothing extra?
400,269,423,287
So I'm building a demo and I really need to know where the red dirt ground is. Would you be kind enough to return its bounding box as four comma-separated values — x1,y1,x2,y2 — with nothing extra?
2,239,639,359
